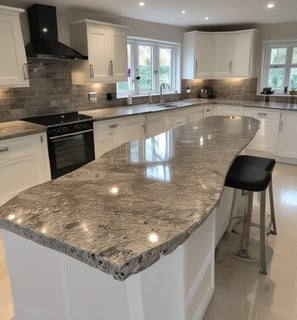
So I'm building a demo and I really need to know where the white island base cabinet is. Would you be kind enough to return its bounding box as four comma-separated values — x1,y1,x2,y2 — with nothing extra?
2,211,215,320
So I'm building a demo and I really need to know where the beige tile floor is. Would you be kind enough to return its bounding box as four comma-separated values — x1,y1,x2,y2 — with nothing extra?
204,162,297,320
0,162,296,320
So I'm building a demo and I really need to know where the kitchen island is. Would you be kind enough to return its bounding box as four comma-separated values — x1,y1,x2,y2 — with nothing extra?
0,116,259,320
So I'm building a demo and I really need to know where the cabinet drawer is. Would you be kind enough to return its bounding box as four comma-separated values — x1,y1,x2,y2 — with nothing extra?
244,108,280,120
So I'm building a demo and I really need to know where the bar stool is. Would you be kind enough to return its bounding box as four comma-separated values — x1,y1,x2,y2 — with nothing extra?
224,155,277,274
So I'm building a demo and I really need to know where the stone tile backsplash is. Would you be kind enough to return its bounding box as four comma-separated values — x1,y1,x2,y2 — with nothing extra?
0,60,295,123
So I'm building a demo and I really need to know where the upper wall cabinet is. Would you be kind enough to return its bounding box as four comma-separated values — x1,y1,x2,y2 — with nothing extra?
182,31,215,79
0,6,29,88
70,19,129,84
182,29,257,80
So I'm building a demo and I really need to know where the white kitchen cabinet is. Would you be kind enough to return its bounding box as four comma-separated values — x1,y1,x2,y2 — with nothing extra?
0,6,29,88
146,112,165,138
214,33,233,78
119,115,146,145
93,119,121,158
185,106,204,123
204,105,214,117
70,19,128,84
94,115,146,158
276,111,297,162
182,31,214,79
214,30,256,78
164,109,187,130
244,108,280,156
182,29,256,79
0,133,51,205
213,104,243,116
231,30,256,77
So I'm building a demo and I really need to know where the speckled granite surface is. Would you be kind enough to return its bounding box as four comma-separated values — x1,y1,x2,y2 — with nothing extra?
0,98,296,140
0,121,46,141
0,116,259,280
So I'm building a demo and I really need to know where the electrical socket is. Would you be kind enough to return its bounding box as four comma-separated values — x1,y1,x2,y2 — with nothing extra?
88,92,97,102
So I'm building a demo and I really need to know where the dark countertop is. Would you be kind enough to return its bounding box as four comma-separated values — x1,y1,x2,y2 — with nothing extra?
0,116,259,280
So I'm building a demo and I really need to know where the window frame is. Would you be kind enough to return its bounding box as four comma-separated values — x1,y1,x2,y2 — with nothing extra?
117,37,180,98
261,40,297,94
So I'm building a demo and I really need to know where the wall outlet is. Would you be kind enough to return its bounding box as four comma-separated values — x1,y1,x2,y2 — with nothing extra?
88,92,97,102
186,87,192,94
106,93,112,101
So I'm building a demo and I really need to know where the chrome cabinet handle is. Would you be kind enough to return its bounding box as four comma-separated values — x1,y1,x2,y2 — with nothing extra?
89,64,94,78
110,60,113,76
109,123,119,128
229,61,232,72
257,112,267,117
195,59,198,74
279,121,283,132
0,146,9,152
23,63,29,80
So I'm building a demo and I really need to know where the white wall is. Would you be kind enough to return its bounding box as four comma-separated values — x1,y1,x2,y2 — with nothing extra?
8,2,184,46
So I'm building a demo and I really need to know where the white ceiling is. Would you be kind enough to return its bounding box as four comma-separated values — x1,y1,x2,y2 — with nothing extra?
4,0,297,27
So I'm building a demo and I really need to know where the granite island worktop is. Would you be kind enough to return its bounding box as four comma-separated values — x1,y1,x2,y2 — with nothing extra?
0,116,259,281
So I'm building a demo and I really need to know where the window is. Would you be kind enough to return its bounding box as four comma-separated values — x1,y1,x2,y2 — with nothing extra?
117,38,179,97
262,41,297,94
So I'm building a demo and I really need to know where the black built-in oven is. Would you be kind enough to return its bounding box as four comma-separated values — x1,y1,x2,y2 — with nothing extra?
22,112,95,179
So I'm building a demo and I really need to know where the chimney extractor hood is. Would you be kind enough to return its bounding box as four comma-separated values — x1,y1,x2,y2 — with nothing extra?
25,4,87,60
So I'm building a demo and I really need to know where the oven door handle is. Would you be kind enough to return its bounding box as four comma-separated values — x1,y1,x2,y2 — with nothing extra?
49,129,94,140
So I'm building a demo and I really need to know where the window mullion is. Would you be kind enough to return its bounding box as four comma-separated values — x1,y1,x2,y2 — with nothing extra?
154,44,160,93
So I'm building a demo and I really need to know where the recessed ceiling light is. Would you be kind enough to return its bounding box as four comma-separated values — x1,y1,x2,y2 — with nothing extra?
139,1,145,6
204,16,209,21
182,10,186,14
267,3,275,8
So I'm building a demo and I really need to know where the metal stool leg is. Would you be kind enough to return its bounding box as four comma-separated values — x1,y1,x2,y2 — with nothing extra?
238,191,253,258
268,179,277,235
260,190,267,275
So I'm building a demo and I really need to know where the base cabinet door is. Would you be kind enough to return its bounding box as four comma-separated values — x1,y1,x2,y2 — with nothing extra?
213,104,243,116
119,115,146,144
244,108,280,156
146,112,165,137
164,109,187,130
0,133,51,205
93,119,120,158
185,106,204,123
276,111,297,161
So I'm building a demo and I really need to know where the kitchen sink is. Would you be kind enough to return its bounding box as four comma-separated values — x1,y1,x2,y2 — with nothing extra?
157,101,192,108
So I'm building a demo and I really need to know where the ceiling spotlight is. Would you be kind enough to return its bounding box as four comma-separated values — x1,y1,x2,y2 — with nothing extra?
139,1,145,6
267,3,275,8
204,16,209,20
182,10,186,14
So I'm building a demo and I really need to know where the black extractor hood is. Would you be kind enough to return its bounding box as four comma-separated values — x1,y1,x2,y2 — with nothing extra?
25,4,87,60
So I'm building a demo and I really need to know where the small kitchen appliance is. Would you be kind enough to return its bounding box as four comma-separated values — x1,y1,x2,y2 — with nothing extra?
199,86,215,98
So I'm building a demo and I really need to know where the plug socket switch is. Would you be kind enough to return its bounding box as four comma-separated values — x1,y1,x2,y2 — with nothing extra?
88,92,97,102
106,93,112,101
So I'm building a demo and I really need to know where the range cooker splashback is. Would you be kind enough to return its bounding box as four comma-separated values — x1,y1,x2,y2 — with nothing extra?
25,4,87,60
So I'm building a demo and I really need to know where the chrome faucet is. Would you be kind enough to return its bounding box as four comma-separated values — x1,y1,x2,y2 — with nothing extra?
160,83,170,103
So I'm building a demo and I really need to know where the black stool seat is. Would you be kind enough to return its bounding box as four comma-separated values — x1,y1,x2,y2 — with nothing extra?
234,155,276,172
225,161,271,192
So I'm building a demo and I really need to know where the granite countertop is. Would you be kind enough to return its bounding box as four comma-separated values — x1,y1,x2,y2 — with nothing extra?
215,99,297,110
0,120,46,141
0,116,259,280
0,98,296,141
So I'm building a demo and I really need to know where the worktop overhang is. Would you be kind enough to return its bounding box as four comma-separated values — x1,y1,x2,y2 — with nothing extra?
0,115,259,280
